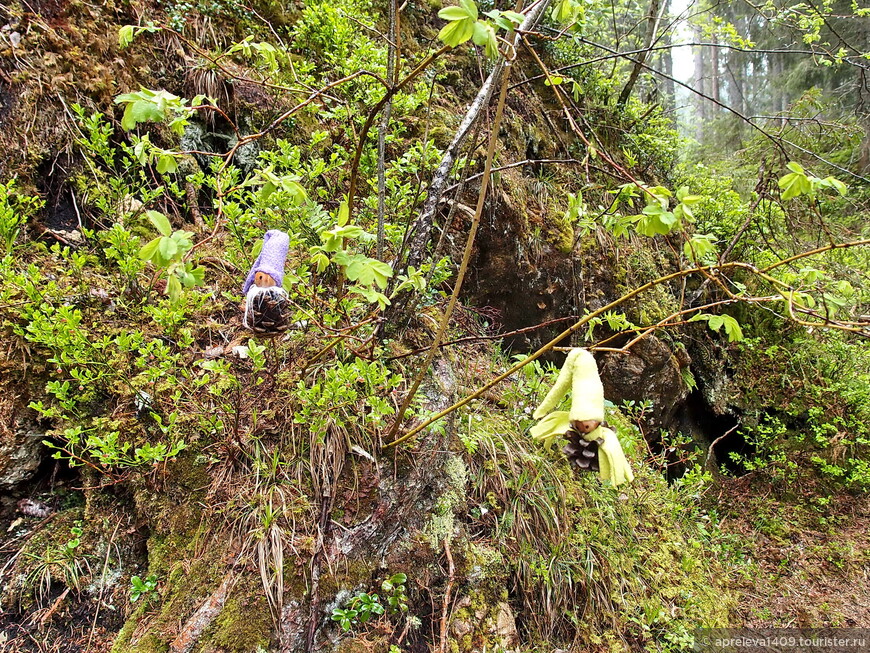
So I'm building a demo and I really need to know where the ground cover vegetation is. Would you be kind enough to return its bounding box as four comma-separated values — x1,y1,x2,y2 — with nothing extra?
0,0,868,650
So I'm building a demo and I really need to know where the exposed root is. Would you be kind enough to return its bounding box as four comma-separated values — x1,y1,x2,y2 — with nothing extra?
169,572,235,653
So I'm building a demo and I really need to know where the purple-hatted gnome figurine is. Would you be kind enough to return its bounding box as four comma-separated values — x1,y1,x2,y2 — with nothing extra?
243,230,292,333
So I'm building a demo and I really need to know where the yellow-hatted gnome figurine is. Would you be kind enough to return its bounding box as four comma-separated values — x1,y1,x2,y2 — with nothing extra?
530,348,634,486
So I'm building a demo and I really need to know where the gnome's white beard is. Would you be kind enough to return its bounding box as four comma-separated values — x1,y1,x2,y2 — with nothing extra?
243,284,289,329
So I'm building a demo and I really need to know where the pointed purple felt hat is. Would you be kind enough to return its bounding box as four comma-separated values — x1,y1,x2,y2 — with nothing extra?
242,230,290,293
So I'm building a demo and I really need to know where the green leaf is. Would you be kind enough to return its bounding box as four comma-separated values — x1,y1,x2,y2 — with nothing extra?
331,225,366,240
829,177,847,195
337,199,350,226
156,154,178,174
332,249,351,267
188,265,205,285
168,116,188,137
121,99,164,131
350,285,391,310
320,233,341,253
721,315,743,342
683,233,717,261
139,237,161,261
815,176,848,195
132,135,151,165
485,9,524,30
159,236,178,261
786,161,805,174
635,204,677,236
471,20,488,44
438,5,471,20
345,256,394,289
312,252,331,273
438,17,475,47
259,181,277,202
835,280,854,297
167,274,182,303
459,0,478,20
147,210,172,237
501,10,525,25
799,267,824,283
544,76,564,86
472,20,498,58
675,186,702,205
778,171,812,200
551,0,579,23
178,268,196,287
119,25,135,48
689,313,743,341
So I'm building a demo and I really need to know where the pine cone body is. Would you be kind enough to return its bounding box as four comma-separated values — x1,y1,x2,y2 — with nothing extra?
246,287,292,333
562,427,604,473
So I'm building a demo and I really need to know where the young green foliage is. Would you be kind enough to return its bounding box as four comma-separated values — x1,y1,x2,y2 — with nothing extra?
690,313,744,342
130,574,159,602
778,161,847,200
437,0,522,57
138,211,205,304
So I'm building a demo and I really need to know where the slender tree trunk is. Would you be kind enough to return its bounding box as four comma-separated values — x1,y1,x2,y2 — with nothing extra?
727,50,747,118
856,22,870,173
376,0,399,260
617,0,665,106
660,0,675,110
711,40,720,108
772,53,786,126
692,25,707,138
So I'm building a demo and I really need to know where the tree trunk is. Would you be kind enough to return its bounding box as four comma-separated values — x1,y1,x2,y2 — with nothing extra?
617,0,665,107
693,25,708,138
711,40,720,108
661,0,675,110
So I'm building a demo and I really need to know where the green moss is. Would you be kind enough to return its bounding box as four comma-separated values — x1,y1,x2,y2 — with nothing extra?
423,455,468,547
110,602,151,653
131,633,169,653
110,519,232,652
447,590,513,653
544,210,575,254
206,578,272,651
336,637,388,652
464,542,506,582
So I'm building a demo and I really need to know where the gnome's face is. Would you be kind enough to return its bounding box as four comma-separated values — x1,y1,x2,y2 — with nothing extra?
571,419,602,434
254,271,277,288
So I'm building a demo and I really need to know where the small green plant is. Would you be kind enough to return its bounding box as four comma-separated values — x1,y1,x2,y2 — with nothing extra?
381,573,409,613
0,180,43,254
114,87,203,136
690,312,744,342
778,161,847,200
138,210,205,303
309,200,395,309
24,523,91,606
130,574,158,602
331,591,385,631
293,358,402,441
331,573,408,632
